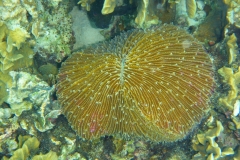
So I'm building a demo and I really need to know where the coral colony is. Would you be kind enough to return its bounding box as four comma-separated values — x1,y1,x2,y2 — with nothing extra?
57,24,214,141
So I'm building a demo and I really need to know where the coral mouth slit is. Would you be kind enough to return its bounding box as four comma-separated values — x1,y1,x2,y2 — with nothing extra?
57,24,214,142
120,56,126,86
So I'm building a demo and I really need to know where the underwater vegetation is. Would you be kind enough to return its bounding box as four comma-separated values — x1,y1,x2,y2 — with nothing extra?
57,24,214,141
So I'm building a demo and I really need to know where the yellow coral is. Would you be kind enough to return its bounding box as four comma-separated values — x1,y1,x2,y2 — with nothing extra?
57,24,214,141
32,151,58,160
224,0,240,28
78,0,96,11
0,22,33,105
0,80,7,104
0,71,12,105
218,66,240,110
7,28,30,52
186,0,196,18
192,120,234,159
0,23,33,73
101,0,116,14
3,135,58,160
227,34,238,64
79,0,159,28
135,0,159,28
9,136,40,160
232,116,240,129
135,0,148,27
0,43,33,72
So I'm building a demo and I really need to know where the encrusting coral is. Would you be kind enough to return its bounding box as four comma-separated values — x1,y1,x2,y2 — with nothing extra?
57,24,214,141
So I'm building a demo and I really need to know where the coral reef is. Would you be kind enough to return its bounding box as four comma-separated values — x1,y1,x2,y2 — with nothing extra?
101,0,119,15
2,135,58,160
78,0,96,11
227,33,238,65
0,0,74,107
7,136,40,160
134,0,159,28
1,0,240,159
33,0,73,62
5,71,52,116
57,24,214,141
192,117,235,159
217,65,240,147
0,71,11,104
218,66,240,111
0,17,33,74
224,0,240,29
186,0,197,18
77,0,213,29
0,71,60,157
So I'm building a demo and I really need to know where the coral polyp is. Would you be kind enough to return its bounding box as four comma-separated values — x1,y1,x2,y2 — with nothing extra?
57,24,214,141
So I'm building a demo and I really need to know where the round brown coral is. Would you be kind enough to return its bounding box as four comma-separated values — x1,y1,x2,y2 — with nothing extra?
57,24,214,141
